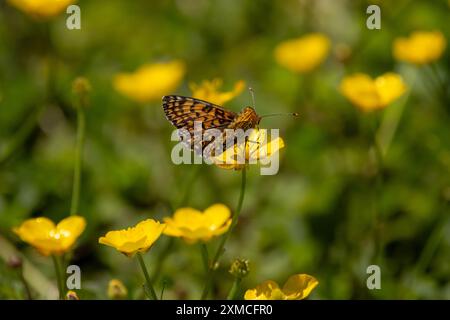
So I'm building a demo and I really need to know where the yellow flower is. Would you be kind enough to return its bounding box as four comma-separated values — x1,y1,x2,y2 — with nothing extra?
339,72,407,112
274,33,331,73
13,216,86,256
163,204,232,244
244,274,318,300
213,129,285,170
7,0,76,19
99,219,165,257
189,79,245,105
113,60,185,103
393,31,446,65
108,279,128,300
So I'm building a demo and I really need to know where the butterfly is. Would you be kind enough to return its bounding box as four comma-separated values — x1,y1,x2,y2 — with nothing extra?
162,95,261,156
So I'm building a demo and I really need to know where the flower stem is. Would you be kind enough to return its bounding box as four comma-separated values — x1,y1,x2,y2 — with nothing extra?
70,107,85,215
201,168,247,299
226,277,241,300
200,243,209,272
370,115,384,265
136,252,158,300
429,63,448,104
406,207,449,298
414,211,448,275
377,97,407,157
151,237,174,281
51,255,64,300
18,267,33,300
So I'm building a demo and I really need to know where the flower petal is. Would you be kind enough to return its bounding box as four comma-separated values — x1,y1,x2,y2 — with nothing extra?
282,274,319,300
203,204,231,229
137,219,166,250
163,204,232,243
113,61,185,103
393,31,446,64
13,217,55,244
244,280,284,300
274,33,330,73
99,219,165,256
340,73,381,111
190,79,245,105
7,0,76,19
375,73,407,106
56,216,86,250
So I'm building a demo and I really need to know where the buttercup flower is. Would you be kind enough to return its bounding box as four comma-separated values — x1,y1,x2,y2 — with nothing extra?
13,216,86,256
99,219,165,257
213,129,285,170
113,60,185,103
7,0,75,19
163,204,232,244
244,274,318,300
393,31,446,65
340,72,407,112
108,279,128,300
189,79,245,105
274,33,331,73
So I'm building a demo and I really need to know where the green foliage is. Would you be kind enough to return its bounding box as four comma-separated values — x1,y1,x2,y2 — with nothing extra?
0,0,449,299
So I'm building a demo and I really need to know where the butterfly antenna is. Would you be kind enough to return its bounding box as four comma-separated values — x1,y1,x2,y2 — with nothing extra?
260,112,299,119
249,87,256,108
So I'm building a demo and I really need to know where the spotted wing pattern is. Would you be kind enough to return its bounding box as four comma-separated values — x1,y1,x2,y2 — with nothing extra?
162,95,237,154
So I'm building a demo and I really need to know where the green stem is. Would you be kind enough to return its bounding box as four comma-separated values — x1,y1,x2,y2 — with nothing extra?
406,207,449,298
70,107,85,215
19,269,33,300
377,98,407,157
51,255,64,300
414,211,449,275
226,277,241,300
370,116,384,265
136,252,158,300
200,243,209,272
160,279,168,300
429,63,448,105
201,168,247,299
422,65,448,107
151,237,174,281
429,63,446,88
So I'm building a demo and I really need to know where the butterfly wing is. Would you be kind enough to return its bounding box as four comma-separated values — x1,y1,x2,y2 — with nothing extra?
162,95,237,155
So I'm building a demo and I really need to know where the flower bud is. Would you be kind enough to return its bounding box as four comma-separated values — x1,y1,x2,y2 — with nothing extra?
72,77,91,108
334,43,352,64
108,279,128,300
7,255,23,269
65,290,79,300
229,258,250,279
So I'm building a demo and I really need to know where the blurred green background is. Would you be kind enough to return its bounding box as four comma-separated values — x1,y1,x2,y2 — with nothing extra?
0,0,449,299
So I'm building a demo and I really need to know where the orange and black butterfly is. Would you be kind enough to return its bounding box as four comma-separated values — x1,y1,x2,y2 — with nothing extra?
162,95,261,156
